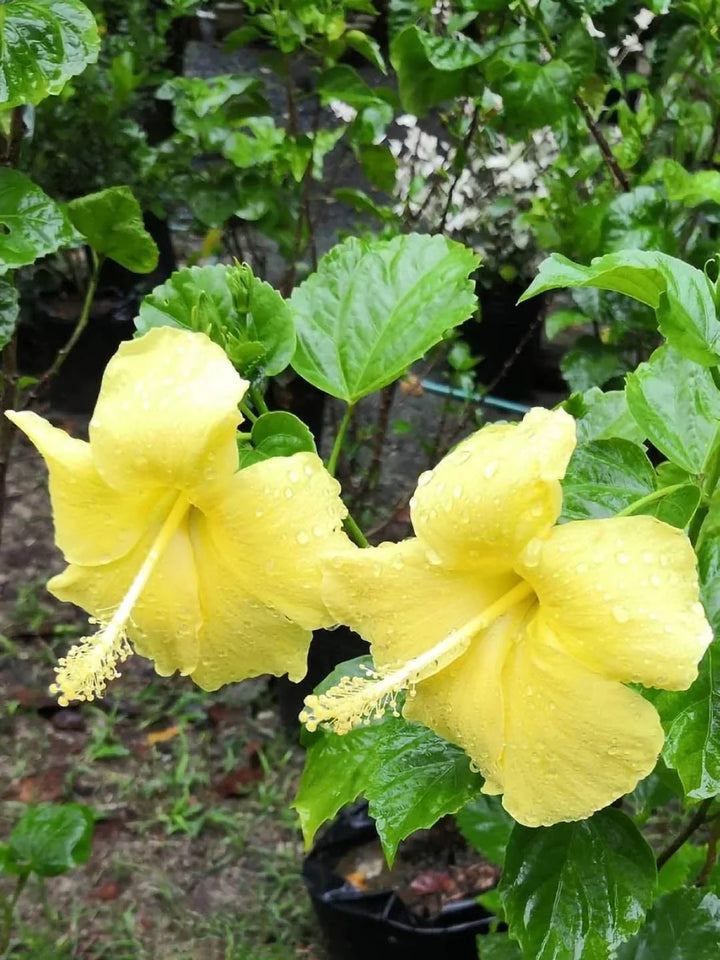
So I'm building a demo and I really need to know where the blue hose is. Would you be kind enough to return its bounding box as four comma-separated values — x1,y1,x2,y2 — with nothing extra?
420,378,532,415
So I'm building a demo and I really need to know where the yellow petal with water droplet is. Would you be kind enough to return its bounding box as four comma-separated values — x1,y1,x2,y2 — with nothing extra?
410,407,576,572
403,594,535,795
189,507,311,690
193,452,349,630
517,516,712,691
324,538,519,669
500,617,664,827
6,410,164,565
49,511,201,679
89,327,248,493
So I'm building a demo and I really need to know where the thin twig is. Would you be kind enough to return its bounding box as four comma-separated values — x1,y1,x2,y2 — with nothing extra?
518,0,629,192
24,252,104,406
2,107,24,168
438,104,481,233
656,799,714,870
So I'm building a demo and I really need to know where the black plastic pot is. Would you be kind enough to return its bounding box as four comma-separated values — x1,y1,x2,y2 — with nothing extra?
303,805,495,960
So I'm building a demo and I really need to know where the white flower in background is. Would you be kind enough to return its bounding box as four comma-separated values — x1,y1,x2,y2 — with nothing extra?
328,100,357,123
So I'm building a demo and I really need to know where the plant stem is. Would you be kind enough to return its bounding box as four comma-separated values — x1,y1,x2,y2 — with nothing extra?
343,512,369,548
698,821,720,886
518,0,630,191
615,483,689,517
26,251,104,405
656,798,714,869
327,403,355,478
240,402,257,424
250,385,269,416
2,107,24,168
438,103,480,233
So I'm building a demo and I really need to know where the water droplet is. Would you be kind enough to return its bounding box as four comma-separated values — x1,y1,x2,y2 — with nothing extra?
313,525,325,538
296,532,310,545
304,464,314,477
456,451,470,465
616,552,629,565
576,562,588,574
284,487,293,499
642,551,654,564
483,461,498,479
417,471,433,487
453,485,463,499
613,605,629,623
650,575,661,587
289,470,299,483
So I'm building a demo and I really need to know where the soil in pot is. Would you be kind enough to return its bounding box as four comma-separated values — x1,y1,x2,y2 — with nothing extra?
304,805,498,960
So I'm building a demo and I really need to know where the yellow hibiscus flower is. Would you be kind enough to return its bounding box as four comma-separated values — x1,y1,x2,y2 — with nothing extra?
301,408,712,827
7,327,348,705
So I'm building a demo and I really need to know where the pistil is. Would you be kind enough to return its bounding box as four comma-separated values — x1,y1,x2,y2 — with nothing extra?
51,495,190,706
300,579,534,734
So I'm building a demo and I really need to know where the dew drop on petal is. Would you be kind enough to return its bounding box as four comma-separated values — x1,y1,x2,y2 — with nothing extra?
296,532,310,545
613,605,629,623
483,461,498,479
616,552,629,565
417,471,433,487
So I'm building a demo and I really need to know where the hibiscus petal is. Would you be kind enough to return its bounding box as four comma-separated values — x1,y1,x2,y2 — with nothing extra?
190,509,311,690
324,537,518,669
193,452,348,630
500,617,664,827
403,597,534,795
411,407,576,572
49,515,201,678
517,516,712,691
89,327,248,492
6,410,163,565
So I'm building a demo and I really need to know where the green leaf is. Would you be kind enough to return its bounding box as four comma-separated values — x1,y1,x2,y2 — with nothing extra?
616,889,720,959
295,711,482,864
67,186,159,274
344,29,387,73
0,169,75,272
359,143,396,193
0,0,100,108
137,263,295,377
290,234,479,403
390,25,484,115
238,411,316,467
500,810,657,960
0,277,19,350
6,803,94,877
560,336,627,392
479,936,523,960
521,250,720,367
564,388,646,444
455,796,514,867
317,64,395,111
545,309,587,340
656,843,707,896
625,345,720,474
656,644,720,799
639,482,701,530
560,439,655,522
645,157,720,208
498,60,576,133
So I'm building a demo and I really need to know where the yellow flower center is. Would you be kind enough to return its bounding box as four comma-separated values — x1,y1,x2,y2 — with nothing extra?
300,579,535,734
51,495,190,706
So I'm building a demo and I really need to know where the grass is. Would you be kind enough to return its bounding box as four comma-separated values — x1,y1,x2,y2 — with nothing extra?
0,605,325,960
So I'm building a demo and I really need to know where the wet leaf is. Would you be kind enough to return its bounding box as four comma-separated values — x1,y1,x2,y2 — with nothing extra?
67,186,158,273
0,169,75,272
616,889,720,959
500,809,656,960
0,0,100,108
5,803,94,877
291,234,479,403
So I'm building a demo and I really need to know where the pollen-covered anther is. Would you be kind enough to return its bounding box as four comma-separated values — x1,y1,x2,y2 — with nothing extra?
299,663,414,735
50,620,134,707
